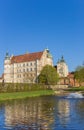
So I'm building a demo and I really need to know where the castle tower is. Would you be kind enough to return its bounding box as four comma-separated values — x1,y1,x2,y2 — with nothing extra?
4,52,11,82
44,48,53,66
57,56,68,77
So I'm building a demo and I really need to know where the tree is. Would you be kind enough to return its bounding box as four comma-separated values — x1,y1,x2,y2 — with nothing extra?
74,66,84,86
38,65,59,85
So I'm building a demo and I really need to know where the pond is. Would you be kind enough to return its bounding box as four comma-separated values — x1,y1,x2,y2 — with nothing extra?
0,95,84,130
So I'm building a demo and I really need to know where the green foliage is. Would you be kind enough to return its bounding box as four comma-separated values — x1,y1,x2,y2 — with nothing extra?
75,66,84,85
38,65,59,85
0,83,49,93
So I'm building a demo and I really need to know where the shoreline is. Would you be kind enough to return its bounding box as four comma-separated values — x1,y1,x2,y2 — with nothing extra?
0,87,84,102
0,90,54,102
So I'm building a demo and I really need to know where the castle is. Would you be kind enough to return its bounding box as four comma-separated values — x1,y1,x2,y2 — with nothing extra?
2,49,83,87
3,49,69,83
4,49,53,83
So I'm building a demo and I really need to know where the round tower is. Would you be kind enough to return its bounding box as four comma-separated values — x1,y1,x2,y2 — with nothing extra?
57,56,68,77
4,52,11,82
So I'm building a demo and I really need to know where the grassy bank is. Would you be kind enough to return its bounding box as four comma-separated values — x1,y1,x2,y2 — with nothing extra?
66,87,84,92
0,90,54,101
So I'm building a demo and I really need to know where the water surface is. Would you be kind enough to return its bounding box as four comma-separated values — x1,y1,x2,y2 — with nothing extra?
0,95,84,130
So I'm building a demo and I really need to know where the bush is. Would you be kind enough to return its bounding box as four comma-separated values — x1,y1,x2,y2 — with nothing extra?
0,83,49,93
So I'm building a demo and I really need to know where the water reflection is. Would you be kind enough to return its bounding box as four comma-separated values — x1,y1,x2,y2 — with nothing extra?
4,97,55,130
57,100,70,125
0,96,84,130
74,100,84,121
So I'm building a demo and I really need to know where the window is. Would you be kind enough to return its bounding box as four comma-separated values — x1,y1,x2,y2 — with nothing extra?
30,63,32,66
19,69,21,72
23,69,25,72
34,62,36,65
30,68,32,71
27,63,29,66
27,68,29,72
23,74,25,77
23,64,25,67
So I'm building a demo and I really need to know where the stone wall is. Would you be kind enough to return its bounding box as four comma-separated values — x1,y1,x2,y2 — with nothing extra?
50,85,68,90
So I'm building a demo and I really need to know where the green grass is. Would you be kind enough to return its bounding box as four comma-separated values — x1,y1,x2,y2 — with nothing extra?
0,90,54,101
67,87,84,92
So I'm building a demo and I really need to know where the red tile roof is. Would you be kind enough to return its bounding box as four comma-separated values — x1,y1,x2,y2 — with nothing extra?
68,72,74,78
11,51,43,64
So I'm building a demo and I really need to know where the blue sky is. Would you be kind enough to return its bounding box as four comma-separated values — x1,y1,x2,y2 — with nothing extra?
0,0,84,75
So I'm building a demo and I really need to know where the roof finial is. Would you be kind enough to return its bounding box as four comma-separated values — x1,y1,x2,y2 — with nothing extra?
60,55,65,62
45,46,49,52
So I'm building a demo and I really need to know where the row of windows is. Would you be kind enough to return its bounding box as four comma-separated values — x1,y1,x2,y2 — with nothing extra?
17,62,36,67
17,74,35,78
17,68,36,73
